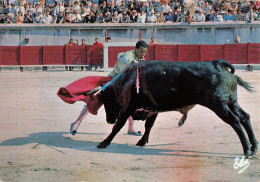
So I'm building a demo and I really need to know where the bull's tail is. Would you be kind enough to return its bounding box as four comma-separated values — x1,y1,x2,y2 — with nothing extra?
213,59,235,74
235,75,255,93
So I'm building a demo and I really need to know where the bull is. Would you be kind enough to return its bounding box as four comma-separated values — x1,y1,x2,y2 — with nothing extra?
98,59,258,158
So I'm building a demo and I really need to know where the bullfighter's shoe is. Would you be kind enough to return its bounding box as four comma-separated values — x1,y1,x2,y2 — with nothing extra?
127,131,142,136
70,123,77,136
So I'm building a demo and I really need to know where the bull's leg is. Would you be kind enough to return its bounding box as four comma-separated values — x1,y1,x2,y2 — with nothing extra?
210,103,251,158
229,102,258,156
97,113,129,149
177,104,196,127
136,114,158,146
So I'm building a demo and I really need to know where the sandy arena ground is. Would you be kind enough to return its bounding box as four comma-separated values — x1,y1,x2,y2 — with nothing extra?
0,68,259,182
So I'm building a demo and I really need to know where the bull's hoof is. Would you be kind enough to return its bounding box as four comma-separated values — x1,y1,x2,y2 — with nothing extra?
97,141,109,148
178,121,184,128
244,149,251,159
136,139,147,147
250,145,258,156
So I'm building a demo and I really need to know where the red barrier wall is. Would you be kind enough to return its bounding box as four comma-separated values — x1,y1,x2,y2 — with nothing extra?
1,43,260,66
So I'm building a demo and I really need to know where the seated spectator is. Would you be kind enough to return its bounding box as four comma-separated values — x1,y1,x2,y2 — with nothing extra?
34,12,43,23
224,9,234,21
54,2,65,16
73,1,81,14
162,1,171,15
103,12,112,23
85,11,96,23
65,1,74,15
34,3,43,17
112,11,119,23
120,12,130,23
90,1,98,14
213,11,223,21
17,2,26,16
109,1,119,15
147,1,154,16
130,10,138,23
249,0,257,11
9,3,17,17
82,3,91,17
45,0,55,8
16,11,24,24
174,8,183,22
24,10,34,23
42,11,53,24
202,2,211,16
183,0,194,14
138,2,148,14
222,0,230,13
45,6,54,16
99,1,108,15
63,12,71,23
197,0,205,10
195,9,205,22
5,13,13,24
156,2,163,13
147,10,157,23
246,8,257,22
71,10,82,22
26,2,35,15
206,8,215,21
234,9,245,21
256,8,260,21
213,0,223,12
54,12,64,23
118,1,127,14
26,0,36,7
157,11,165,23
241,0,250,13
137,11,146,23
95,11,104,23
128,1,137,12
165,9,174,22
0,15,4,23
230,1,238,15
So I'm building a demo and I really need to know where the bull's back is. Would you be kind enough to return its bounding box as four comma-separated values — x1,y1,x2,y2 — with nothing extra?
139,61,236,109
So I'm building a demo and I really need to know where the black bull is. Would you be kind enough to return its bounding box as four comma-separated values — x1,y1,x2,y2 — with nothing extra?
98,59,258,158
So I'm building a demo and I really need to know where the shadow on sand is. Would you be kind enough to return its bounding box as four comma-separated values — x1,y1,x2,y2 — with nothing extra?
0,132,241,159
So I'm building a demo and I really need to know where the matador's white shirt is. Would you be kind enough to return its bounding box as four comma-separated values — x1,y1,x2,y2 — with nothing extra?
108,50,144,77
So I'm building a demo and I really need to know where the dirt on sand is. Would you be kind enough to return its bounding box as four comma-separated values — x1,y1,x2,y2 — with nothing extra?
0,69,259,182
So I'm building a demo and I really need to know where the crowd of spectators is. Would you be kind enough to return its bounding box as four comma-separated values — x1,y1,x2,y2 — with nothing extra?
0,0,260,24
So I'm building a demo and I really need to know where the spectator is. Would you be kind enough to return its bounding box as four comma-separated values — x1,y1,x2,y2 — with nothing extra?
118,1,127,14
82,3,91,17
147,10,157,23
84,11,96,23
106,37,111,42
128,1,136,12
249,0,257,11
162,1,171,15
54,2,65,16
71,10,82,22
138,1,147,14
174,8,183,22
65,1,74,14
185,9,196,23
5,13,13,24
42,11,53,24
0,15,4,23
112,11,119,23
120,12,130,23
63,11,71,23
195,9,205,22
46,6,55,16
34,3,43,17
24,10,34,23
197,0,205,11
103,12,112,23
109,1,119,15
34,12,43,23
147,1,154,16
26,2,35,15
54,11,64,23
130,10,138,23
95,11,104,23
90,1,98,14
17,1,26,16
241,0,250,13
16,11,24,24
9,3,17,17
213,0,223,12
73,1,81,13
222,0,230,13
157,11,165,23
137,11,146,23
156,2,163,13
206,8,215,21
234,9,245,21
224,9,234,21
45,0,55,8
202,2,211,16
149,37,158,45
99,1,109,15
213,11,223,21
165,9,174,22
230,1,239,15
26,0,36,7
183,0,195,15
246,8,257,22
